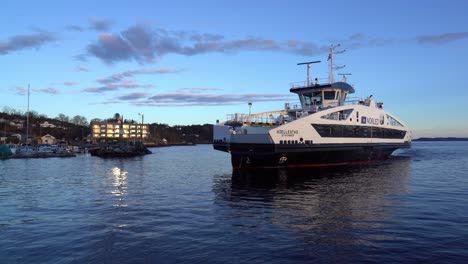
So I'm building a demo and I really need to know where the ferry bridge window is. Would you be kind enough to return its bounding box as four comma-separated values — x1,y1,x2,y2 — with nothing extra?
312,91,322,105
303,94,312,106
321,109,353,120
324,91,336,100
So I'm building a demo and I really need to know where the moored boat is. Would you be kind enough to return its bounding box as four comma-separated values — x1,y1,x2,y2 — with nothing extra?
213,46,412,169
17,143,35,156
8,144,17,155
37,144,54,154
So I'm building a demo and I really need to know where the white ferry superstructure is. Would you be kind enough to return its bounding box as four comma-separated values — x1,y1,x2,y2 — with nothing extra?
213,46,412,168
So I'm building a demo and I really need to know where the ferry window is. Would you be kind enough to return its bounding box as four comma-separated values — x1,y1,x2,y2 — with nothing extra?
321,109,353,120
303,94,312,105
324,91,335,100
386,115,403,127
312,91,322,105
353,127,359,136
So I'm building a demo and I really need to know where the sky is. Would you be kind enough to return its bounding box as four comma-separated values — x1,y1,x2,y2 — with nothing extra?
1,0,467,138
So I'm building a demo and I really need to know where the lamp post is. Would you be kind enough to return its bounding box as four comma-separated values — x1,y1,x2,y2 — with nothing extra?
138,113,144,142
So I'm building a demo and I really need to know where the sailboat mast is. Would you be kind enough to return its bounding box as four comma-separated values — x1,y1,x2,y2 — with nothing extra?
26,84,30,142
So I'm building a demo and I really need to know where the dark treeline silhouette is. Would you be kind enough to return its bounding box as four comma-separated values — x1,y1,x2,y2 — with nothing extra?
1,108,213,144
148,123,213,144
1,108,90,144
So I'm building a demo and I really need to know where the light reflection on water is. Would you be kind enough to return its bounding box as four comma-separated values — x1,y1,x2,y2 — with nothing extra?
110,166,128,200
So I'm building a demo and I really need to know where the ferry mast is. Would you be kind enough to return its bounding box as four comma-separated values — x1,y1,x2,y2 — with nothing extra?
328,44,346,83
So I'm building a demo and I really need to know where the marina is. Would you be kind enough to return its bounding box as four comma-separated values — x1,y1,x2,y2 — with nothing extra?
0,143,78,159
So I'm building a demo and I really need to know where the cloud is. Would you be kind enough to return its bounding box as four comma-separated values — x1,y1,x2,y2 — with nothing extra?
97,67,181,84
11,86,57,95
74,54,88,61
87,25,156,64
65,25,84,32
83,86,119,93
116,91,293,106
87,33,134,64
287,40,328,56
85,25,286,64
175,88,224,93
323,34,396,50
82,81,154,93
116,92,150,100
75,66,89,71
416,32,468,45
33,88,59,94
88,17,112,31
63,81,79,86
86,25,468,65
13,86,27,95
83,67,176,94
0,31,57,55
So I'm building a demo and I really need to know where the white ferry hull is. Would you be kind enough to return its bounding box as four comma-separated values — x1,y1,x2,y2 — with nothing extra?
213,104,412,169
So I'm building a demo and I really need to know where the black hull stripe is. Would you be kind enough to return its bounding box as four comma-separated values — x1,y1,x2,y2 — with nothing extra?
228,142,410,154
226,142,408,168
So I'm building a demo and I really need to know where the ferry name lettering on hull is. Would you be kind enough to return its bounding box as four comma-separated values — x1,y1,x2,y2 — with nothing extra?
277,130,299,137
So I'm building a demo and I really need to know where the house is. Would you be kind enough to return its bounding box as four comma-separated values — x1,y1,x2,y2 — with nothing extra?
40,121,56,128
9,120,23,129
40,134,56,144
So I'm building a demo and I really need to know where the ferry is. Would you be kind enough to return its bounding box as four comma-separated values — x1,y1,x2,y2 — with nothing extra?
213,45,412,168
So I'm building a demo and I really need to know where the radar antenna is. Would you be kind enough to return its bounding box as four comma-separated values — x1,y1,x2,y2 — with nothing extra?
297,61,321,86
338,73,352,82
328,44,346,83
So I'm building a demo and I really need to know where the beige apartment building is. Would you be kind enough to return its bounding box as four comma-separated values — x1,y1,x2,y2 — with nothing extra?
91,121,149,141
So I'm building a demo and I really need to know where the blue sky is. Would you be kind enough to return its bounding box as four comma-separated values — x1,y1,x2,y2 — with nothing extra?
1,0,467,137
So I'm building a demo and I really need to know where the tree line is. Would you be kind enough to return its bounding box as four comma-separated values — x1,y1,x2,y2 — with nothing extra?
1,109,214,144
2,106,89,126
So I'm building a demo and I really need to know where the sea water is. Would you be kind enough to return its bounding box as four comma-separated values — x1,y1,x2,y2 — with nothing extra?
0,142,467,263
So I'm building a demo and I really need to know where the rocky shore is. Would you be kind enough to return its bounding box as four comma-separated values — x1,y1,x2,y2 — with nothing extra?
88,141,152,158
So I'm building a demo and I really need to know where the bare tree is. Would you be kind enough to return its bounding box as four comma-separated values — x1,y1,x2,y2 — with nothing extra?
72,115,89,126
56,113,70,123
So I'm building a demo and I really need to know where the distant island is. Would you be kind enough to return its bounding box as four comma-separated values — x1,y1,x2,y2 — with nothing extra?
414,137,468,141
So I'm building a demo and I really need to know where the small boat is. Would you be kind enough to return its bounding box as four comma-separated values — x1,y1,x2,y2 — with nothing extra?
7,144,17,155
17,143,35,156
213,46,411,169
37,144,54,154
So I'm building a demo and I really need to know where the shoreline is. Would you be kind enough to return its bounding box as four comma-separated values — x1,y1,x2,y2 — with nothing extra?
1,152,76,160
